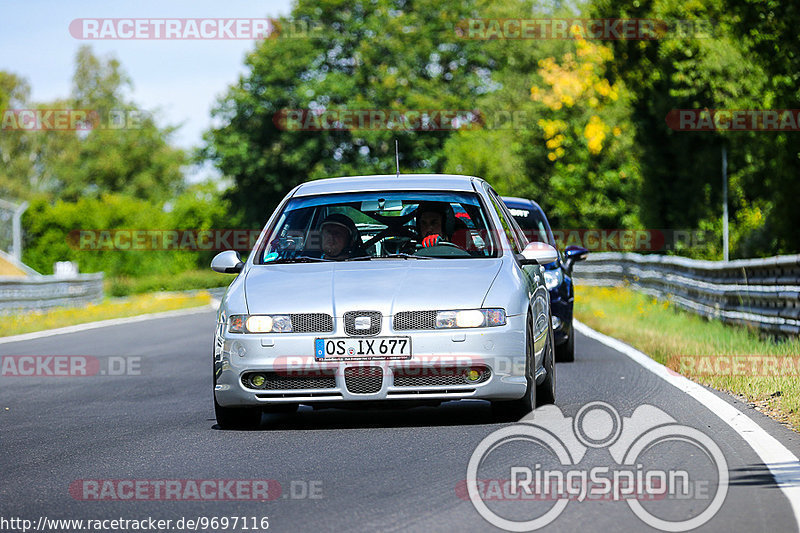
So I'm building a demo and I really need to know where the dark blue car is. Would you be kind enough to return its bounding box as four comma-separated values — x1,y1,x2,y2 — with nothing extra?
502,197,588,362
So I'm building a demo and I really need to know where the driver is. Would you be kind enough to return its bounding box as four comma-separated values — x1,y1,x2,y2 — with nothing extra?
416,202,449,248
320,213,362,260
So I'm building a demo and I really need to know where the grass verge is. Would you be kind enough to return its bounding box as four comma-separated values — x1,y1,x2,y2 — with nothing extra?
0,291,213,338
105,270,233,297
574,284,800,431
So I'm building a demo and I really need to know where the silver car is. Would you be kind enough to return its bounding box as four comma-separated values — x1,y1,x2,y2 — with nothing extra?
211,174,558,428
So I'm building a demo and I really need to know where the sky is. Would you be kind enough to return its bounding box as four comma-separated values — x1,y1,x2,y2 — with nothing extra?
1,0,294,180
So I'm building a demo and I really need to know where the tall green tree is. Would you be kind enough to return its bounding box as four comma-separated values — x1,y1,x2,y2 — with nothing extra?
0,72,38,200
445,26,642,230
1,47,186,205
203,0,520,228
592,0,799,256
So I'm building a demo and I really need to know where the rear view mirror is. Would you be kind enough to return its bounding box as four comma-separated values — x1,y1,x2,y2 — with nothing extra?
211,250,244,274
517,242,558,266
361,199,403,212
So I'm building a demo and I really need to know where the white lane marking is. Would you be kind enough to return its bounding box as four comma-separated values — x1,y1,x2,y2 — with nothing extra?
0,302,219,345
575,320,800,531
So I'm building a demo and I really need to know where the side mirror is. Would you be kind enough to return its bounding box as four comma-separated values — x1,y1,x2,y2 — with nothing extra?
211,250,244,274
517,242,559,266
563,245,589,273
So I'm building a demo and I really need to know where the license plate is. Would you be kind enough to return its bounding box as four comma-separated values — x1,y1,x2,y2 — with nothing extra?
315,337,412,361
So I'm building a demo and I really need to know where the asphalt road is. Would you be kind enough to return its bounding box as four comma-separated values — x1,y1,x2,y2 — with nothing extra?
1,307,799,532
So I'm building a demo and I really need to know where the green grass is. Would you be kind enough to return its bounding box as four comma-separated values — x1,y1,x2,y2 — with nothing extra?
0,292,213,337
105,269,233,297
574,284,800,431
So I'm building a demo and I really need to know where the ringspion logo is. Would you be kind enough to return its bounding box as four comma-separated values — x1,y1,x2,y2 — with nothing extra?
463,402,728,531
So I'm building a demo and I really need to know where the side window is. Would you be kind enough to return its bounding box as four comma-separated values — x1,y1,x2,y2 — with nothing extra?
486,189,523,254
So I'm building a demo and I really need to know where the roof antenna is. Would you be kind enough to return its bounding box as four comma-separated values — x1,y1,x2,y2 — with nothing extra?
395,139,400,178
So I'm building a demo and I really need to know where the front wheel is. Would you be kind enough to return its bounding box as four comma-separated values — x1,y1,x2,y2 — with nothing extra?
536,313,556,405
491,314,536,419
214,397,263,430
555,327,575,363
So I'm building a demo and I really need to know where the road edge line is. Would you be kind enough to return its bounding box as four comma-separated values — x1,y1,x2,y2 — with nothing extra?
574,319,800,530
0,302,219,345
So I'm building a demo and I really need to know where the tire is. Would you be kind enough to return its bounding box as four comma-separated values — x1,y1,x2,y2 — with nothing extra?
536,314,556,406
555,326,575,363
491,314,536,419
214,397,263,429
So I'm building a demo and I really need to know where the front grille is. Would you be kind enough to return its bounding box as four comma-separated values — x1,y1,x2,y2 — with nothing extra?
344,311,382,336
290,313,334,333
344,367,383,394
394,311,437,331
393,367,491,387
241,371,336,390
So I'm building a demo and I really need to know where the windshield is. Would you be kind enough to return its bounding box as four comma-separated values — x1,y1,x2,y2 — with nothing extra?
507,206,552,246
256,191,498,263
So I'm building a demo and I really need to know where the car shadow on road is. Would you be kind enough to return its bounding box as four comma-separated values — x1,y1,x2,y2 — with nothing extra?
729,462,800,488
211,400,522,431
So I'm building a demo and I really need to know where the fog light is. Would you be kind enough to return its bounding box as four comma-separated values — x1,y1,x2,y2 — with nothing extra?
551,316,562,330
250,374,266,388
465,369,481,382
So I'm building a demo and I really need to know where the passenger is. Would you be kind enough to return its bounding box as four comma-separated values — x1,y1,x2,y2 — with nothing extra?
320,213,362,260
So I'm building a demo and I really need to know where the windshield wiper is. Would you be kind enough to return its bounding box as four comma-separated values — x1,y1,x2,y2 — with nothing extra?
269,255,332,263
345,255,372,261
380,253,432,260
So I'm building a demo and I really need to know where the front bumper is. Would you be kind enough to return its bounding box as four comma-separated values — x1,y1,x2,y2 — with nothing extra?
214,314,528,407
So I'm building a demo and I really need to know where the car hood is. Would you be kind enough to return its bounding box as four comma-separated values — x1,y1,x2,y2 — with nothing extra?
244,260,502,316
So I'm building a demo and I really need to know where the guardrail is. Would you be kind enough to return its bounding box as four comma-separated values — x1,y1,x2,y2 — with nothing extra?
572,252,800,335
0,273,104,314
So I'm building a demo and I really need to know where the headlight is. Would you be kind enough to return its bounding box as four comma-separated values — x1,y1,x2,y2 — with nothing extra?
435,309,506,329
228,314,293,333
543,268,563,291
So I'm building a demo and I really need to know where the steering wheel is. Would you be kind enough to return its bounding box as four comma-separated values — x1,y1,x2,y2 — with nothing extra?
432,240,462,249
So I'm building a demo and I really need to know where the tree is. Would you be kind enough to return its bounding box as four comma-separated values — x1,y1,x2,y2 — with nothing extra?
1,47,186,205
0,72,38,201
203,0,516,228
592,0,799,257
444,18,642,230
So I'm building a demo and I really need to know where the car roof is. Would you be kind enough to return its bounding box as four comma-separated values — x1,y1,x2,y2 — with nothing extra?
293,174,484,197
501,196,545,213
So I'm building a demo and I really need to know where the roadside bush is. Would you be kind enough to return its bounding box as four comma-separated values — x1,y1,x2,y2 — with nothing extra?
22,181,240,277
